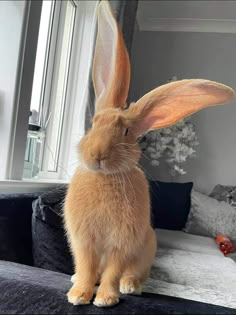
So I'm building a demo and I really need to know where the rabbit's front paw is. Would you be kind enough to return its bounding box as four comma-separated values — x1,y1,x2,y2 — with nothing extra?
67,287,93,305
70,274,77,283
120,276,142,295
93,293,119,307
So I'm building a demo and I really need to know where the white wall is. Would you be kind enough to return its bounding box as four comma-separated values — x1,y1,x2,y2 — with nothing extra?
130,30,236,194
0,1,26,179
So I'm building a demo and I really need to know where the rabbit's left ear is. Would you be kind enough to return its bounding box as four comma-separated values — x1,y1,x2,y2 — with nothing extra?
126,79,235,138
93,0,130,112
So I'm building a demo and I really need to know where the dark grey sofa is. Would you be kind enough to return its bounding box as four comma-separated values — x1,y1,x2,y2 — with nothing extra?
0,190,235,314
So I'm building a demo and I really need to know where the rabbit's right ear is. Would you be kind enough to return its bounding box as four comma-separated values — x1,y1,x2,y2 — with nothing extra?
93,0,130,112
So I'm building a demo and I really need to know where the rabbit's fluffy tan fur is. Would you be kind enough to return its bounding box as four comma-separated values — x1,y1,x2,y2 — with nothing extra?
64,0,235,308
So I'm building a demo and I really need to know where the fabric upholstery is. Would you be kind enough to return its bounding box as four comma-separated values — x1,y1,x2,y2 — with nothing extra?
0,261,234,315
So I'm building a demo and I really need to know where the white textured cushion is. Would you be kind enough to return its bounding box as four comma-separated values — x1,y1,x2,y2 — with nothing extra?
155,228,224,257
184,190,236,240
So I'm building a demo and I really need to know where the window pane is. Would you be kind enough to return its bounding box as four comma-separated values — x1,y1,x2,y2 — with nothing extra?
30,0,54,126
47,1,76,172
23,0,77,179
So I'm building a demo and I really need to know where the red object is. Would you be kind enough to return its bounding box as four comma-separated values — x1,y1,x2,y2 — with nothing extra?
216,235,235,255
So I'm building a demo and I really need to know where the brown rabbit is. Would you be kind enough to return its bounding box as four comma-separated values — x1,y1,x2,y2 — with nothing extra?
64,0,235,308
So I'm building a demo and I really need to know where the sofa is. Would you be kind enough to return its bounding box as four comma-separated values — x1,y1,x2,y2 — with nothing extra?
0,183,235,314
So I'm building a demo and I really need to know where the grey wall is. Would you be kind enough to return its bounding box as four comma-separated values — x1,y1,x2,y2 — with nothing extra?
130,30,236,194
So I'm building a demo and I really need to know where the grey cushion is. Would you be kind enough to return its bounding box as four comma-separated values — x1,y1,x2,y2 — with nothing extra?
184,191,236,240
210,184,236,209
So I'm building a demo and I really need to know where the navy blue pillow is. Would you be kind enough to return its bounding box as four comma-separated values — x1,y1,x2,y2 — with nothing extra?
149,181,193,230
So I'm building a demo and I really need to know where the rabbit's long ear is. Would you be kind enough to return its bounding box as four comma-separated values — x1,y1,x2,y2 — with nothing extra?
126,79,235,138
93,0,130,112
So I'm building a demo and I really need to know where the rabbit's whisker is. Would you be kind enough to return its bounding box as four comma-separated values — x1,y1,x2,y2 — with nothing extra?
116,170,131,210
123,171,136,204
117,164,134,210
115,143,137,147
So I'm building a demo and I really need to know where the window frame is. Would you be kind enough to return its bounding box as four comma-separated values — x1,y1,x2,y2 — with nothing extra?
1,0,99,192
7,0,43,181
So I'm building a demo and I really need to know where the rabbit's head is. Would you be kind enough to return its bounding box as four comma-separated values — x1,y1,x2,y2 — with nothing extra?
79,0,235,174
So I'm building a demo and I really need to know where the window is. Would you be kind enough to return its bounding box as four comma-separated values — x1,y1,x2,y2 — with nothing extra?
0,0,98,191
23,0,76,179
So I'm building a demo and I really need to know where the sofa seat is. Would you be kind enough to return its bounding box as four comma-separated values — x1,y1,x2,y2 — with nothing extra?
156,229,224,256
142,229,236,308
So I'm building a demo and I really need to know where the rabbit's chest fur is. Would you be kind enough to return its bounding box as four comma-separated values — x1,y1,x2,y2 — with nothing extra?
64,166,150,254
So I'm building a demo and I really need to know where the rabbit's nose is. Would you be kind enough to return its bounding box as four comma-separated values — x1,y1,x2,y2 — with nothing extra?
99,155,108,161
95,156,108,170
96,156,108,163
90,150,108,161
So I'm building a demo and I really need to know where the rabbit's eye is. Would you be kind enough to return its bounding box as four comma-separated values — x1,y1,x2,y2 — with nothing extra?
124,128,129,136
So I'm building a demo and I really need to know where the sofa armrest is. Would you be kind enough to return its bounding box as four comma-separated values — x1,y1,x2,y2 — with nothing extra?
0,193,40,265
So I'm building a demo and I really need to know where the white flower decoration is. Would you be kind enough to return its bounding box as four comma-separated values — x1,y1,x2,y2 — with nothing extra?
140,117,199,176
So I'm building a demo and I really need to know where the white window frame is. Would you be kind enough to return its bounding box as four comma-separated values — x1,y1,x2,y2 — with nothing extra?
0,0,99,193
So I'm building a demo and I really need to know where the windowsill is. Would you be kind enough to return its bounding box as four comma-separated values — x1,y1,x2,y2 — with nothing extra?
0,179,69,194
